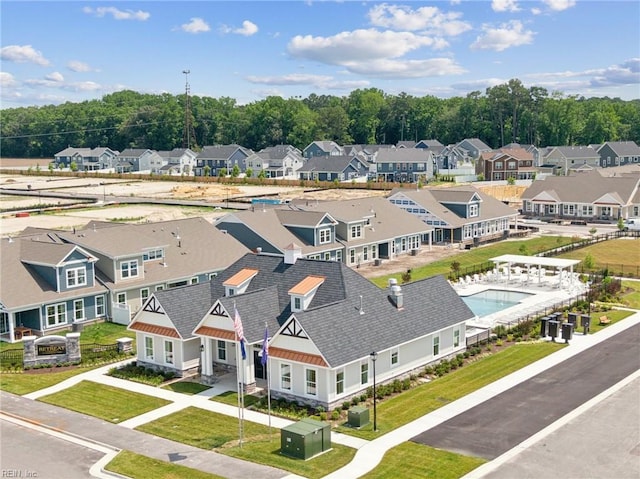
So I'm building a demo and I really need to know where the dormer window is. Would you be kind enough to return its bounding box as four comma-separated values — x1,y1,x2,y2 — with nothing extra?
143,249,164,261
289,275,325,312
350,225,362,239
319,228,331,244
223,268,259,297
121,260,139,279
66,267,87,287
469,204,479,218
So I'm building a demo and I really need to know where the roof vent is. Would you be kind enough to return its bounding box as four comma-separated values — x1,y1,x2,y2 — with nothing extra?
389,284,403,310
388,278,398,288
359,295,365,315
256,247,262,254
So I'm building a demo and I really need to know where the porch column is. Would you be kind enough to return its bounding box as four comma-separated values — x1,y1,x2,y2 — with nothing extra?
8,312,15,343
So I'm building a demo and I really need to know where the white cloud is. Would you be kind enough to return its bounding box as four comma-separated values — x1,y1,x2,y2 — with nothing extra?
67,60,94,72
526,59,640,87
289,29,440,64
367,4,471,36
0,45,50,66
531,7,542,15
492,0,520,12
470,21,535,51
246,73,369,90
45,72,64,82
344,58,466,78
220,20,259,36
0,71,19,88
83,6,150,21
541,0,576,11
181,17,210,34
451,78,506,92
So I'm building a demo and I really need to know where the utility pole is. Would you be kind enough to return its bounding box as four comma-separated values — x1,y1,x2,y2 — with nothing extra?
182,70,194,150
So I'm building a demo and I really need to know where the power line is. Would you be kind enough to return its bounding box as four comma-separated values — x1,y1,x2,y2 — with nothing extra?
0,121,166,140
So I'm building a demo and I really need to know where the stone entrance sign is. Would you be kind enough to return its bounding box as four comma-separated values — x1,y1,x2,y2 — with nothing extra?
23,333,81,368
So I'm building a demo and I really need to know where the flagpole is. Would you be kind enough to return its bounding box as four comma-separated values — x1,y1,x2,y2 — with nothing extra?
233,301,244,449
265,322,272,436
235,328,243,449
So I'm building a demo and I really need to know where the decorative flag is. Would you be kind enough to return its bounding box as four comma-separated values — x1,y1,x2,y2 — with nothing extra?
233,305,247,360
261,326,269,366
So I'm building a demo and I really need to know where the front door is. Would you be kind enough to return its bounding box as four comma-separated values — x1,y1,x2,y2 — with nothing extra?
253,350,266,380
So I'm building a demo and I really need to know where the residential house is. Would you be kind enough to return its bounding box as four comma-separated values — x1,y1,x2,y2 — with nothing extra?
195,145,253,177
128,251,474,409
297,155,369,182
477,147,536,181
596,141,640,169
22,218,249,328
0,233,108,343
374,148,435,183
437,144,473,172
415,139,445,158
157,148,198,176
245,145,305,179
303,141,344,159
387,185,519,245
521,170,640,221
117,149,165,174
456,138,493,161
503,143,542,167
541,146,600,175
53,147,119,171
396,141,417,149
215,196,433,267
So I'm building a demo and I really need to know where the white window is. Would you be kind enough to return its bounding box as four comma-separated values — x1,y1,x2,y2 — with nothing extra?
95,295,105,316
209,272,218,280
121,260,139,279
217,340,226,361
155,285,165,291
145,336,153,360
433,336,440,356
350,225,362,239
391,349,399,367
190,277,198,285
363,246,368,261
164,341,174,364
46,303,66,327
143,249,164,261
116,292,127,305
66,267,87,288
73,299,84,321
336,250,343,262
294,297,301,310
306,369,317,396
454,329,460,348
361,362,368,384
281,364,291,390
336,370,344,395
140,288,149,302
319,228,331,244
469,204,479,217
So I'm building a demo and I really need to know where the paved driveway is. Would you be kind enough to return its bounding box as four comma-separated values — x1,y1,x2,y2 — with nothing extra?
412,323,640,462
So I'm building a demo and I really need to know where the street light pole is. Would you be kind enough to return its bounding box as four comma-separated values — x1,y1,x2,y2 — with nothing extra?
370,351,377,431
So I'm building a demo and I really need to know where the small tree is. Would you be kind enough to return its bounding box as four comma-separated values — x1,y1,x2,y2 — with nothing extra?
218,167,227,177
48,163,54,173
507,176,516,185
450,260,461,280
476,173,485,181
258,169,266,180
518,244,529,255
589,227,597,237
617,217,625,231
245,168,253,178
70,161,78,172
401,269,412,284
583,252,595,270
231,164,240,178
203,165,211,177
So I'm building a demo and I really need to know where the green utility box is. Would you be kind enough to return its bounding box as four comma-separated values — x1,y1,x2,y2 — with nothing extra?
348,406,370,428
280,418,331,460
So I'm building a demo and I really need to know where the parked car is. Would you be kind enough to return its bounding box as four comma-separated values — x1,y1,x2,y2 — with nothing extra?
622,218,640,231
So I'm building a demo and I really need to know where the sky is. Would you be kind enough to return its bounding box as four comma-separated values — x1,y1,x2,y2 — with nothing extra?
1,0,639,109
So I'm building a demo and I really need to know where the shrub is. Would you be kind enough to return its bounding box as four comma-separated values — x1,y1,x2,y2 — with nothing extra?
342,401,351,411
331,409,341,420
319,412,327,421
351,397,360,406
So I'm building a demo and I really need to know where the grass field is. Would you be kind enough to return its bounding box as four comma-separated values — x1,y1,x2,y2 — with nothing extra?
621,280,640,309
106,450,225,479
137,406,356,479
38,380,170,423
557,238,640,276
361,442,486,479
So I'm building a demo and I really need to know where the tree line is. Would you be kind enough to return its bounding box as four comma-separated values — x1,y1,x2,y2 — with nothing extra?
1,78,639,159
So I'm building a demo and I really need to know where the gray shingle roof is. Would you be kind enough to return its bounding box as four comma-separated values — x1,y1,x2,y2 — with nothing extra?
297,155,366,173
154,253,474,366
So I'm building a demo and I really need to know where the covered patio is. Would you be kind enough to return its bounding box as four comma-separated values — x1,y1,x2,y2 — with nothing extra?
489,254,581,290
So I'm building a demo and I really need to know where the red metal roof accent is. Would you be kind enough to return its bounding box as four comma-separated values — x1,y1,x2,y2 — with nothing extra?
269,346,327,367
223,268,259,287
129,322,180,338
194,326,235,340
288,275,325,296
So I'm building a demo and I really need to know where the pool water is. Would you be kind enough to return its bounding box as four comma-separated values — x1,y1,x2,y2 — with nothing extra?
462,289,533,317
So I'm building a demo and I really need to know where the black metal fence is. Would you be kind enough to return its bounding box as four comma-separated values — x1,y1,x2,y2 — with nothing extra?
0,348,24,369
80,342,120,361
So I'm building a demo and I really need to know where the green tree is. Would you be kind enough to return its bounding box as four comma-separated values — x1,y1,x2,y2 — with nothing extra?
231,164,240,178
218,167,227,177
617,217,625,231
70,161,78,172
245,168,253,178
203,165,211,177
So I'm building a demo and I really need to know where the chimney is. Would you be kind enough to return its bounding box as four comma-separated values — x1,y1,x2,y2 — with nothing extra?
389,284,403,309
284,243,302,264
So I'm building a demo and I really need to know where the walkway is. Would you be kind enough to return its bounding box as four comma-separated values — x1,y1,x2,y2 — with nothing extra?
3,311,639,479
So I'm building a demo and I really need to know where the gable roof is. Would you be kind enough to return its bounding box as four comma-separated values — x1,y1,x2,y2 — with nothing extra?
597,141,640,156
375,148,433,164
155,253,474,366
297,155,367,173
197,144,252,160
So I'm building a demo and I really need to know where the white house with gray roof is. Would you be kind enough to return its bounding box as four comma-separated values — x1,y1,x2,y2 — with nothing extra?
521,170,640,221
297,155,369,182
374,148,435,183
129,251,474,409
541,146,601,175
245,145,305,179
388,186,518,246
54,147,119,171
596,141,640,169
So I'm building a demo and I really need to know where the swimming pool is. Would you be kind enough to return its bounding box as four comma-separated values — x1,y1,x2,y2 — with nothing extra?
462,289,533,317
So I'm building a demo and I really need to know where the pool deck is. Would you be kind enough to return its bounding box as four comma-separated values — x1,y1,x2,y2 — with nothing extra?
453,272,588,329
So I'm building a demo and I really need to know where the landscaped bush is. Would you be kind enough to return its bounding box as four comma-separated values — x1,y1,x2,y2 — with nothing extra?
108,363,175,386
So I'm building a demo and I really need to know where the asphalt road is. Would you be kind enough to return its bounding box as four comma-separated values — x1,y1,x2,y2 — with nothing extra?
412,323,640,461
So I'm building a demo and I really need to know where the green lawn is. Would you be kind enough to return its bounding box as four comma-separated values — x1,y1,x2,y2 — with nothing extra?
621,280,640,309
586,309,634,333
361,442,486,479
209,390,261,407
0,367,95,395
337,342,564,440
162,380,211,395
137,406,356,479
556,238,640,277
105,450,225,479
371,236,573,287
38,380,170,423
